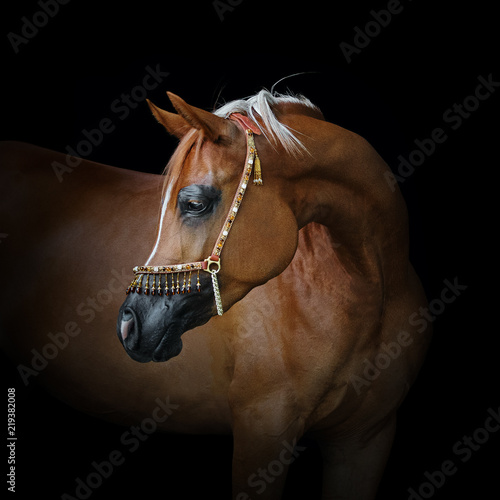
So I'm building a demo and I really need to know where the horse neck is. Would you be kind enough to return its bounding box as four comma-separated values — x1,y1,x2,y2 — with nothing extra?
283,116,410,291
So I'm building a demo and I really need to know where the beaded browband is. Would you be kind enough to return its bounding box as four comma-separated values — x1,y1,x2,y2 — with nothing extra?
125,114,263,316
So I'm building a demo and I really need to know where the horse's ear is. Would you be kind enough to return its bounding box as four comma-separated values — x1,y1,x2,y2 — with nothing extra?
146,99,190,139
167,92,235,142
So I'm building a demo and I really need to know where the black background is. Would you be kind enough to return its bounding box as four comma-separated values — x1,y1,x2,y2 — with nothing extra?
1,0,498,498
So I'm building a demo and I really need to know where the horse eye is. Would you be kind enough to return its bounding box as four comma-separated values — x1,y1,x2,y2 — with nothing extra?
187,200,206,213
178,184,221,221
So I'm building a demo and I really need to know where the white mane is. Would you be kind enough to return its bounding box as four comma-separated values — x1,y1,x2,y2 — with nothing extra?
214,90,318,157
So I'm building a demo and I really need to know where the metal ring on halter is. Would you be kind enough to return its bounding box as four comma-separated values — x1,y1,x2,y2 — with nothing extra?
204,255,221,274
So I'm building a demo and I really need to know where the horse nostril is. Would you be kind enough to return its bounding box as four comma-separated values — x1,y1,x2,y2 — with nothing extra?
122,307,134,322
120,307,136,341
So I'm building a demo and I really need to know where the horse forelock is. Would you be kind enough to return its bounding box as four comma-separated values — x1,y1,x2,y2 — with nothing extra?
146,130,201,265
161,129,199,197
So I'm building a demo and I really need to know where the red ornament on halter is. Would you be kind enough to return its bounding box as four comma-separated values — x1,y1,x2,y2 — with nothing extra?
230,113,262,135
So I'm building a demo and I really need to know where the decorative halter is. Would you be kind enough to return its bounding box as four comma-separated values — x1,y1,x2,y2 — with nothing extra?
125,113,263,316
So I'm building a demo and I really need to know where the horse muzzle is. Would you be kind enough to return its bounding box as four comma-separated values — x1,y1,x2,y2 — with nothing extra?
116,283,214,363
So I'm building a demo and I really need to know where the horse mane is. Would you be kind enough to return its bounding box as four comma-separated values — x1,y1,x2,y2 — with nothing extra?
214,90,321,158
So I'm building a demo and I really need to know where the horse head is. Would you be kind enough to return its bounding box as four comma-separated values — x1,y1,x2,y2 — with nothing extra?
117,91,312,362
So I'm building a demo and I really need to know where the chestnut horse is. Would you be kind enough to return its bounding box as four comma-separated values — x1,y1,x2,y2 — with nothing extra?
0,90,431,499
